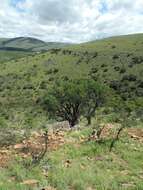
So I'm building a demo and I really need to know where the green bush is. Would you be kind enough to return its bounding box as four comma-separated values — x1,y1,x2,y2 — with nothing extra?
40,79,107,127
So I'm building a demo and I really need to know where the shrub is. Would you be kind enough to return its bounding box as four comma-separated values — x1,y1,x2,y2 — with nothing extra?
90,67,98,74
92,52,98,58
112,55,119,59
132,56,143,64
53,68,59,74
62,76,69,81
103,69,108,72
114,66,120,71
0,129,24,147
119,68,126,74
101,64,106,68
109,81,121,91
111,45,116,49
122,74,137,81
40,79,107,127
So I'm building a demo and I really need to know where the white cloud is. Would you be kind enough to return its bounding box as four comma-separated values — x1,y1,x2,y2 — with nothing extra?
0,0,143,42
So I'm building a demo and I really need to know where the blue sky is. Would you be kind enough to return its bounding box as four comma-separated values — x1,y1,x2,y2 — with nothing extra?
0,0,143,42
99,0,108,14
10,0,23,7
10,0,25,11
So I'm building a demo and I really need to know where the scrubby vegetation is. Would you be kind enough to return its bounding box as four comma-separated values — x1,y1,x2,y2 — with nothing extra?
0,33,142,189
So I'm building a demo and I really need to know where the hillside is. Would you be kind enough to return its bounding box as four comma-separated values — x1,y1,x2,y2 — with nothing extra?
0,123,142,189
0,37,69,52
0,37,70,62
0,33,142,189
0,34,142,120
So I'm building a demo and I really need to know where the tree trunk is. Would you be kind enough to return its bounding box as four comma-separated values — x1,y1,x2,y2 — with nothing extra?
69,115,79,127
97,125,105,139
87,116,91,126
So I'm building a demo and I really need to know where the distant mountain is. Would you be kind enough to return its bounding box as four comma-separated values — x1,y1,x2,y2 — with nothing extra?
0,37,70,52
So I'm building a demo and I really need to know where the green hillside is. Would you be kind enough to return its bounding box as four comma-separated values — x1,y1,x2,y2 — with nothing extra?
0,37,70,52
0,33,142,127
0,34,142,190
0,37,70,63
0,50,31,63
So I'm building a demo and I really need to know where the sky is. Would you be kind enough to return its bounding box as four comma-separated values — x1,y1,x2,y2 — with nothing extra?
0,0,143,43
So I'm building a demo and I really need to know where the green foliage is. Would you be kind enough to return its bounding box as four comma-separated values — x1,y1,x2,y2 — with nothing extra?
41,79,106,126
0,128,24,147
0,33,142,126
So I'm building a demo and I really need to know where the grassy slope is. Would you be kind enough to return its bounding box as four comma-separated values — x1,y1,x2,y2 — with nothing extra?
0,50,31,63
0,37,70,62
0,34,142,124
0,125,143,190
0,34,142,190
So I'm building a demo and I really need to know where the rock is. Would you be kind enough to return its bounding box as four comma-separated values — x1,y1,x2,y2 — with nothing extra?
0,150,10,154
41,186,56,190
95,156,104,161
14,143,27,150
48,121,70,132
31,131,41,138
86,187,95,190
120,170,129,176
122,182,135,188
80,163,86,170
64,159,72,168
130,134,140,140
21,179,39,187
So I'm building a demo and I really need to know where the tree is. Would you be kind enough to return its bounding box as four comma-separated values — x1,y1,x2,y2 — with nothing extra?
82,80,106,125
41,79,106,127
108,97,137,151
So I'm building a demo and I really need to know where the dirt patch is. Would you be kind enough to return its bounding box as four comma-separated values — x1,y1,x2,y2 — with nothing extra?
127,128,143,142
0,149,12,167
0,130,66,168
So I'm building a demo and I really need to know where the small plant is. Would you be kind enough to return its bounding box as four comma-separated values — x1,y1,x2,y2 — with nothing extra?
112,54,119,59
111,45,116,49
31,130,48,165
109,101,137,152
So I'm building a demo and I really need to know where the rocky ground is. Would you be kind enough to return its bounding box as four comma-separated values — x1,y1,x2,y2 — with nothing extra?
0,123,142,190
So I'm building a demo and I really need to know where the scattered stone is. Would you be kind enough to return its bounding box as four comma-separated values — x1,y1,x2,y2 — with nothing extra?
122,182,135,188
128,128,143,142
31,131,41,138
120,170,130,176
86,187,95,190
95,156,104,161
64,159,72,168
130,134,140,140
48,121,70,133
88,129,98,141
14,143,27,150
80,163,86,170
41,186,56,190
21,179,39,187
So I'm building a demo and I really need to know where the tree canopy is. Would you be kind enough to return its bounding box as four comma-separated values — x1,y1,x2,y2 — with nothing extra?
41,79,107,127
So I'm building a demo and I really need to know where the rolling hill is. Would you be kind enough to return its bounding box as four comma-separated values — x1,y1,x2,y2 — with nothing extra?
0,37,69,52
0,33,143,126
0,37,70,62
0,33,143,189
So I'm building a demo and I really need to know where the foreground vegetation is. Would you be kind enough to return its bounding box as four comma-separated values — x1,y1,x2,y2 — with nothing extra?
0,120,142,190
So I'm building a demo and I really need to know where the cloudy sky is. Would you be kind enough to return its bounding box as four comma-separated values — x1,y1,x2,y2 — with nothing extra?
0,0,143,43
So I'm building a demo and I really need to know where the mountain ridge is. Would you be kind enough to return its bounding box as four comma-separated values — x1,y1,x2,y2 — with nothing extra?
0,37,70,52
